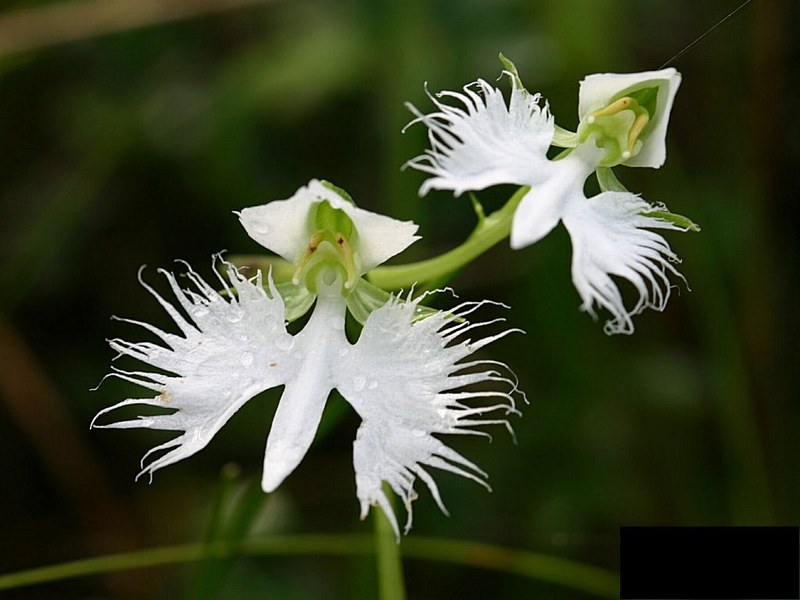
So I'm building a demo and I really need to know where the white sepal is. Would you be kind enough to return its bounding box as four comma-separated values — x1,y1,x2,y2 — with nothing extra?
92,261,298,479
336,294,522,539
238,179,420,273
405,76,554,196
561,191,685,334
578,69,681,168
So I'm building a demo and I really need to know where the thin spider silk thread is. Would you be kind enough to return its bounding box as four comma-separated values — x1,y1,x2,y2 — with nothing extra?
659,0,752,69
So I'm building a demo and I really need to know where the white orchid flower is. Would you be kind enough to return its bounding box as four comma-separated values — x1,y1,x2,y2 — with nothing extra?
94,180,521,538
406,60,691,334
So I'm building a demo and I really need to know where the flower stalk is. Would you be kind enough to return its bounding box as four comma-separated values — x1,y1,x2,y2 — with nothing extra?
368,186,526,291
374,486,407,600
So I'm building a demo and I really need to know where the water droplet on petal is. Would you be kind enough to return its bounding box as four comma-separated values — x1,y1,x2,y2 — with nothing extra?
353,376,366,391
338,347,349,357
368,380,378,390
253,221,270,235
275,336,294,352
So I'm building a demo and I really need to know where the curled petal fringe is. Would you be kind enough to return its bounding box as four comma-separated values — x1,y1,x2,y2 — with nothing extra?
93,260,293,479
563,192,686,335
404,75,554,196
340,294,523,538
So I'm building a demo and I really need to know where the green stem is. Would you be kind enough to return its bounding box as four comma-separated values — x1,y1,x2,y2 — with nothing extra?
373,490,407,600
0,534,618,598
368,187,527,290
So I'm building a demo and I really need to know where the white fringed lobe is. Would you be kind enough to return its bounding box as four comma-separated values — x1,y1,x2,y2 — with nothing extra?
404,75,554,196
95,262,523,539
93,260,297,480
562,192,685,335
338,294,522,538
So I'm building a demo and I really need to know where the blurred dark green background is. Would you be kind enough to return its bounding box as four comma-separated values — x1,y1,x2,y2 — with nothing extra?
0,0,797,598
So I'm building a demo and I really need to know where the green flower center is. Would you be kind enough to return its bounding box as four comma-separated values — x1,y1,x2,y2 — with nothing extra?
292,200,359,295
577,86,657,167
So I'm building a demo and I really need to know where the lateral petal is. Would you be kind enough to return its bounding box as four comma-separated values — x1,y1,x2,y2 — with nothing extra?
93,261,299,479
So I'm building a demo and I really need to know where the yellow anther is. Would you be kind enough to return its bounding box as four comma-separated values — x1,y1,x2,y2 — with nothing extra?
589,96,634,121
626,111,650,155
292,232,324,285
291,230,358,292
335,235,359,290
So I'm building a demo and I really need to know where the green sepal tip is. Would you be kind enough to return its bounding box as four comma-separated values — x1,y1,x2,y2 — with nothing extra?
320,180,355,204
646,210,701,232
498,53,524,90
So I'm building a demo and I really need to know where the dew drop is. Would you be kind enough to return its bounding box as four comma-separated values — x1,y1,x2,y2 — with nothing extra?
275,337,294,352
241,352,254,367
353,376,366,391
368,380,378,390
253,221,270,235
338,347,349,358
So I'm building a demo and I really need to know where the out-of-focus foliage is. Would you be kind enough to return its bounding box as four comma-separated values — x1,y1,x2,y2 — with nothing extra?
0,0,797,598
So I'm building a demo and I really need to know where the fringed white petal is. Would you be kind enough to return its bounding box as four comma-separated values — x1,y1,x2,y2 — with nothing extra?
336,294,523,539
93,260,299,480
578,69,681,169
405,76,554,196
238,179,419,273
562,191,685,335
